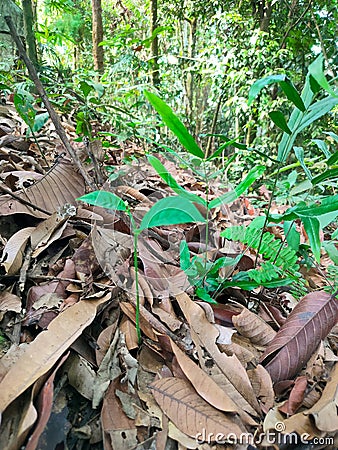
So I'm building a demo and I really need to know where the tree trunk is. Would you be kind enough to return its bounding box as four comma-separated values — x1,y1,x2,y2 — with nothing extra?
21,0,38,68
150,0,160,86
185,17,197,124
91,0,104,73
252,0,273,31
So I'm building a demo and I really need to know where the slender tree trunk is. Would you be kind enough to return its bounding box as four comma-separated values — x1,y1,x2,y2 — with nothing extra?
21,0,38,68
150,0,160,86
252,0,273,31
91,0,104,73
185,17,197,124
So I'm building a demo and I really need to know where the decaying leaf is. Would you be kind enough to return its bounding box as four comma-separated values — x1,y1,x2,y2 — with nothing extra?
260,291,338,382
1,227,35,275
232,306,276,346
151,377,246,441
0,294,110,413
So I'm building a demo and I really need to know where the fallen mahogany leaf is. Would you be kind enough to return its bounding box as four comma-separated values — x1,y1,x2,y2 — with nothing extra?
175,292,261,416
232,307,276,346
31,213,68,258
278,375,308,415
151,377,246,442
0,291,21,317
0,293,110,414
25,353,69,450
1,227,35,275
260,291,338,382
0,159,85,218
247,365,274,413
170,339,257,426
101,379,138,450
306,362,338,433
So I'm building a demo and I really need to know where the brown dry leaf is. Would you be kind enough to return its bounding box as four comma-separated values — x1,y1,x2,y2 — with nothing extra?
101,380,138,450
96,322,119,366
0,294,110,413
31,213,68,258
232,307,276,346
120,317,138,350
175,292,261,417
0,291,21,314
170,340,257,426
0,159,85,218
305,362,338,432
260,291,338,382
151,377,246,442
247,365,274,412
1,227,35,275
279,375,308,415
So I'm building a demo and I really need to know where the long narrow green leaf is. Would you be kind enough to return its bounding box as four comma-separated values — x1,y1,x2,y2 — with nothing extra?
248,74,286,106
77,191,127,211
294,146,312,180
144,91,204,158
147,155,206,206
137,196,205,232
312,169,338,185
308,55,338,98
280,80,305,112
302,216,321,262
208,165,265,210
269,111,291,134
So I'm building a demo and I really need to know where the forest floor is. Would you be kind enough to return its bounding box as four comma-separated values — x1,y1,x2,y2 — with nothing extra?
0,98,337,450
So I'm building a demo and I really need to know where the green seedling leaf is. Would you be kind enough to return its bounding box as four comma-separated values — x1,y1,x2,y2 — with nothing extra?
269,111,292,134
327,151,338,166
77,191,127,211
208,165,265,209
309,74,321,94
32,112,49,133
144,91,204,158
294,146,312,180
308,55,338,98
323,241,338,265
79,80,93,98
180,240,191,271
14,93,36,129
248,74,286,106
283,221,300,252
312,169,338,186
195,287,217,304
280,80,306,112
147,155,206,206
302,216,321,262
137,196,205,232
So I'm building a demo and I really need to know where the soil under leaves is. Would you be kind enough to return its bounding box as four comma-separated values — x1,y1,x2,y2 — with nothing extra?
0,98,337,450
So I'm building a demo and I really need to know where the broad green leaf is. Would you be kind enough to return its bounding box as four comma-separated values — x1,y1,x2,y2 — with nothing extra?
312,169,338,186
280,80,305,111
14,93,36,128
248,74,286,106
195,287,217,304
323,241,338,265
77,191,127,211
208,165,265,209
283,221,300,252
180,240,191,271
137,196,205,232
298,96,338,134
311,139,331,158
32,112,49,133
294,146,312,180
269,111,291,134
144,91,204,158
79,80,93,98
308,55,338,98
147,155,206,206
302,216,321,262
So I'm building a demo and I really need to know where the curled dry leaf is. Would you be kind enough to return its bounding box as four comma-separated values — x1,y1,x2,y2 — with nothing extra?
170,339,257,426
0,291,21,314
247,365,274,412
1,227,35,275
260,292,338,382
151,377,246,441
0,294,110,413
232,307,276,346
0,159,85,218
175,292,261,417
